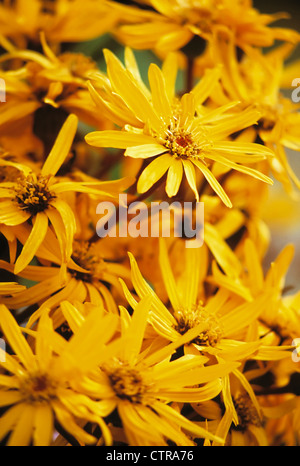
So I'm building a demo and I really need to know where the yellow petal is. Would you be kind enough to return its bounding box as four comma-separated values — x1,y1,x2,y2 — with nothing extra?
165,158,183,197
33,404,54,446
125,143,167,159
41,114,78,177
158,238,182,313
14,212,49,275
0,201,31,226
182,159,200,201
192,159,232,208
0,304,34,370
85,130,155,149
137,154,172,193
148,63,172,118
50,199,76,262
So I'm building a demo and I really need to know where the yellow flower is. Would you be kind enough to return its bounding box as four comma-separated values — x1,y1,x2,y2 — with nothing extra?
207,36,300,194
111,0,300,54
207,238,300,344
86,49,274,207
120,240,277,364
0,303,120,446
214,373,268,446
0,114,125,274
0,42,111,155
0,0,119,48
0,232,132,327
60,296,238,446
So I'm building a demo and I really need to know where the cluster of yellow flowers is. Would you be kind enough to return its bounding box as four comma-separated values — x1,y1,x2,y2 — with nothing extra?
0,0,300,447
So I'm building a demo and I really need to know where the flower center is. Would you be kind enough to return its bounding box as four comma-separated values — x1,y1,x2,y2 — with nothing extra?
164,128,199,159
233,394,262,431
58,53,97,79
20,373,57,403
14,174,55,215
103,362,149,403
174,304,222,347
70,240,106,282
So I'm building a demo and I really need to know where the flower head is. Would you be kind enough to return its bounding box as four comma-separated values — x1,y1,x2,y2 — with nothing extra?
86,49,274,207
111,0,300,55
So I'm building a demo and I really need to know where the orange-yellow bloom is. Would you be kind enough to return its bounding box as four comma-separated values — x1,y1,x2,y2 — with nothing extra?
86,49,274,207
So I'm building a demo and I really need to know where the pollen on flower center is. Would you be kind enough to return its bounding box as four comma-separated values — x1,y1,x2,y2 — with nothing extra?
174,304,222,347
20,373,57,403
103,362,149,403
234,394,262,431
70,240,106,282
164,128,199,159
14,174,55,215
59,52,97,78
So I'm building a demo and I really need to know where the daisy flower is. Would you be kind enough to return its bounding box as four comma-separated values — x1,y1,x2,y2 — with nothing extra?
0,0,119,48
0,114,129,274
86,49,274,207
0,303,121,446
120,240,294,364
0,233,132,327
0,41,110,153
207,35,300,194
110,0,300,55
207,238,300,344
59,296,239,446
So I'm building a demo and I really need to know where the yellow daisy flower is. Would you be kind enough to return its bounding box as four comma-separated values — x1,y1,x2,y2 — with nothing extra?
111,0,300,54
0,0,119,48
214,373,268,446
0,233,132,327
59,296,239,446
0,114,126,274
120,240,280,363
0,42,111,155
86,49,274,207
207,238,300,342
0,303,121,446
207,36,300,193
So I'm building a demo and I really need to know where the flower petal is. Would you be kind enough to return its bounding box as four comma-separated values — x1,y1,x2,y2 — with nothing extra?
41,114,78,176
14,212,49,275
137,154,172,194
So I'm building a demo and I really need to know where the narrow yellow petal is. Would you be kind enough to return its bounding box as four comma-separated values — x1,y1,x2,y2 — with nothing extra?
0,404,26,443
14,212,49,275
165,158,183,197
148,63,172,118
125,143,167,159
86,130,155,149
41,114,78,176
33,404,54,446
0,201,31,226
122,296,153,364
158,238,182,313
50,199,76,262
137,154,172,193
192,159,232,208
0,304,34,370
182,159,199,201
